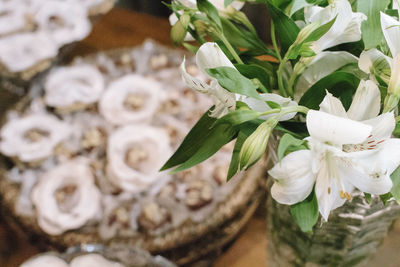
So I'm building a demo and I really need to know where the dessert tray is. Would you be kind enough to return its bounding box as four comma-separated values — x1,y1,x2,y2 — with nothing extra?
0,0,115,81
0,40,265,264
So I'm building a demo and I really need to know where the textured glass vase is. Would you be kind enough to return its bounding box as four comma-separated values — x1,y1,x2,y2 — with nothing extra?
265,134,400,267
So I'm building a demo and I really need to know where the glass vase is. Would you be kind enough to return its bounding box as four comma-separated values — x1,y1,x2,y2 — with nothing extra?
265,134,400,267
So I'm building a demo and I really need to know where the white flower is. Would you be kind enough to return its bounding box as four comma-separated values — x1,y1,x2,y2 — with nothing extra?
0,113,70,162
107,125,172,193
304,0,366,53
70,254,124,267
21,255,69,267
358,48,392,83
242,93,298,121
269,80,400,221
34,1,91,46
44,65,105,110
0,32,57,72
380,11,400,57
31,158,102,235
99,74,165,125
180,42,236,118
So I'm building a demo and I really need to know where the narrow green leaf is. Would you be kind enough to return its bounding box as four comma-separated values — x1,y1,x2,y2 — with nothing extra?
227,121,261,180
299,71,360,110
277,133,307,161
290,190,319,232
266,101,281,109
390,165,400,203
357,0,391,49
267,1,300,54
197,0,222,28
380,192,393,205
217,109,261,126
171,123,237,173
235,64,271,91
304,16,337,43
206,66,263,99
160,108,216,171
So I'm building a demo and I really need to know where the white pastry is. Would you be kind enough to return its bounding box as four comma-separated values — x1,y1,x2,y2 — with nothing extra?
0,113,70,162
44,65,104,110
31,158,101,235
20,255,69,267
0,32,57,72
70,254,124,267
0,2,28,36
99,74,165,125
34,0,91,46
107,125,172,193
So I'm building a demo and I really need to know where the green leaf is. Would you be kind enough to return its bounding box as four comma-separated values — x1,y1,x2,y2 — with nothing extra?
160,108,216,171
390,165,400,203
224,0,234,7
227,121,261,180
357,0,391,49
197,0,222,28
266,101,281,109
267,1,300,54
299,71,360,110
235,64,271,91
277,133,307,161
364,193,372,204
380,192,393,205
217,109,261,126
171,122,237,173
303,17,337,43
206,66,262,99
290,190,319,232
277,121,309,138
183,43,199,53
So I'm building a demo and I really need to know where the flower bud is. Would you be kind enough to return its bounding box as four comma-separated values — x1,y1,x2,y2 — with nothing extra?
238,118,278,170
193,20,210,36
170,19,187,45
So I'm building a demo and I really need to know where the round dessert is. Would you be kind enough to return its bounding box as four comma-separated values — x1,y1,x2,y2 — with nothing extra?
0,0,115,80
0,40,265,265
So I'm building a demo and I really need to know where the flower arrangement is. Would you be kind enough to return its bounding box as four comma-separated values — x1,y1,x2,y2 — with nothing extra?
165,0,400,231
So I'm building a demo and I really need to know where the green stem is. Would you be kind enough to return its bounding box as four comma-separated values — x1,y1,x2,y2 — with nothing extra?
287,72,298,97
259,105,309,117
271,21,282,62
277,57,288,97
219,34,244,64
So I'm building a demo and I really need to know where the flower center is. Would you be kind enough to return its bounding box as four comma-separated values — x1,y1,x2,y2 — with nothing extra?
343,135,385,152
123,93,147,110
325,151,352,200
24,128,50,142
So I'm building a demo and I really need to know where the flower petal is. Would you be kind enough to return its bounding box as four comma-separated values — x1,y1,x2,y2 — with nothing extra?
196,42,235,75
319,91,347,117
306,110,372,145
339,155,393,195
180,58,212,93
362,112,395,142
315,157,352,221
358,48,391,75
347,80,381,121
296,51,357,99
381,12,400,57
243,93,298,121
169,13,194,41
375,138,400,174
326,12,366,47
210,0,245,11
269,150,315,205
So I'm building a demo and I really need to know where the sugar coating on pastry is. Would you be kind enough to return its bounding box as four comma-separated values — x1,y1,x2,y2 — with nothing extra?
0,32,57,72
0,2,28,36
99,74,165,125
0,113,70,162
20,255,69,267
31,158,102,235
44,65,105,109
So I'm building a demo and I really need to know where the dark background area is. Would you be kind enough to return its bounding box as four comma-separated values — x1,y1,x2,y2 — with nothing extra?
117,0,271,42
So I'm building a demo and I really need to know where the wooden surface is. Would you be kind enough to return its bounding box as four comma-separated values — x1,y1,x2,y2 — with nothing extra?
2,7,400,267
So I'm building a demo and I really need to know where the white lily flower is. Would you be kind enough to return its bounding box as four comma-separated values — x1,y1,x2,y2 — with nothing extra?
242,93,298,121
304,0,366,53
180,42,236,118
269,80,400,221
358,48,392,84
381,12,400,57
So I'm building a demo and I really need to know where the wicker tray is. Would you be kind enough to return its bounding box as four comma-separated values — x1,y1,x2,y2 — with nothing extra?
0,40,266,265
